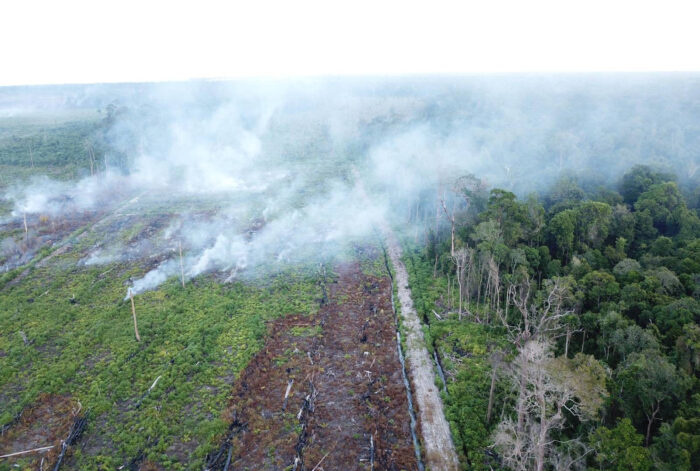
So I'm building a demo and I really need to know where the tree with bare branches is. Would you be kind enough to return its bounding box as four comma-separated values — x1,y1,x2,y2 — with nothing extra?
493,340,607,471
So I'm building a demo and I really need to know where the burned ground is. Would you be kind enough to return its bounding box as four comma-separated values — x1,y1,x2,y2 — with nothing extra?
1,193,422,470
0,394,82,469
214,261,419,471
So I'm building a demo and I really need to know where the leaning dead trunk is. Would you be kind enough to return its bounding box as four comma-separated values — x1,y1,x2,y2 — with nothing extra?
179,240,185,288
487,367,497,423
129,290,141,342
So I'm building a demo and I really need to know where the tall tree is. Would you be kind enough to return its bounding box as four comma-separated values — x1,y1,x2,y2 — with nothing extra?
493,340,608,471
616,350,689,446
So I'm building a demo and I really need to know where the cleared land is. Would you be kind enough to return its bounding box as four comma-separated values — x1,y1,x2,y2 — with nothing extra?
212,259,418,470
0,196,423,470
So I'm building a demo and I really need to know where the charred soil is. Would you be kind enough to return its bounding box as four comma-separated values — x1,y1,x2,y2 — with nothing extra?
214,261,419,470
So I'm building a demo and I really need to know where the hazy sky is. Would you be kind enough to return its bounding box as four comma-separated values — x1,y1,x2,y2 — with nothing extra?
2,0,699,86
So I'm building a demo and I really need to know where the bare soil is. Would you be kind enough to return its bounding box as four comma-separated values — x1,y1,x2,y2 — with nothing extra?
0,393,80,468
216,260,419,470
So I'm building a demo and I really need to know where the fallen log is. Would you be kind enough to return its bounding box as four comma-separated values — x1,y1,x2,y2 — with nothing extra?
223,444,232,471
0,445,54,459
0,409,23,435
135,375,162,409
311,451,330,471
52,413,88,471
205,412,246,470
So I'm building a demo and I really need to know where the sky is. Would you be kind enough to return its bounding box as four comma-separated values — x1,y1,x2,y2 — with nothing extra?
1,0,699,86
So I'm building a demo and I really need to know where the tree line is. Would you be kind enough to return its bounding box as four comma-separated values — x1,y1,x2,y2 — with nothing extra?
411,165,699,470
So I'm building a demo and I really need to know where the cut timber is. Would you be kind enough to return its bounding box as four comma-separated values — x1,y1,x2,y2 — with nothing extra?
382,229,460,470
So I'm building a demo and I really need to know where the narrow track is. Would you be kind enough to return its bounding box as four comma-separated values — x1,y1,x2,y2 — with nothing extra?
352,168,460,470
382,229,460,471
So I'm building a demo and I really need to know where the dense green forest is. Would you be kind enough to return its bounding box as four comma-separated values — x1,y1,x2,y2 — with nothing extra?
405,165,699,470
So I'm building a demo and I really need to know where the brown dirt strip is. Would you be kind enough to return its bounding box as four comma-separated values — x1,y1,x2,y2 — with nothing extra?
351,167,460,470
383,231,460,470
218,259,418,470
0,393,80,469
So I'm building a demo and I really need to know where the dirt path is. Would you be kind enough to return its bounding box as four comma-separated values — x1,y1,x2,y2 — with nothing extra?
350,168,459,470
382,229,461,471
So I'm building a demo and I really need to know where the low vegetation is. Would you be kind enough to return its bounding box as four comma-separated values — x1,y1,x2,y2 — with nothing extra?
0,224,320,468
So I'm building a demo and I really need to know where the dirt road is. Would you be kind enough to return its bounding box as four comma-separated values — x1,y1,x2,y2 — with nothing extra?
382,228,461,471
350,167,459,470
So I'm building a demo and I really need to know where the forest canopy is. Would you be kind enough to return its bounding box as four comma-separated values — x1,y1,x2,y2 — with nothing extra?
407,164,699,470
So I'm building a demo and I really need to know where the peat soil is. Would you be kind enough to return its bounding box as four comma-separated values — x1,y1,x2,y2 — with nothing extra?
0,393,80,468
214,261,419,470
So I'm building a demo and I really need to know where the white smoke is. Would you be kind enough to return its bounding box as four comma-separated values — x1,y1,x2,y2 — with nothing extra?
4,76,698,298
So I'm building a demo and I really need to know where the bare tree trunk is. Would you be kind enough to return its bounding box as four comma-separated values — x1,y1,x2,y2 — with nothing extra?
457,277,463,320
535,418,547,471
451,199,456,251
476,268,482,308
179,241,185,288
23,213,28,241
565,327,571,357
89,148,94,176
129,290,141,342
516,371,527,434
447,274,452,310
435,190,441,238
487,367,497,423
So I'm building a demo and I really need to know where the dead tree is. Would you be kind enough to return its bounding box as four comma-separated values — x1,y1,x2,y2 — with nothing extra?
501,274,574,347
497,273,576,435
486,349,506,423
84,139,96,176
493,340,605,471
440,194,457,257
179,241,185,288
129,289,141,342
451,248,469,319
